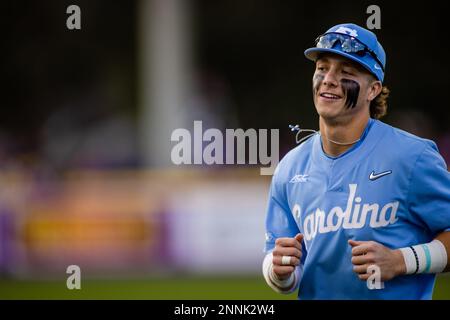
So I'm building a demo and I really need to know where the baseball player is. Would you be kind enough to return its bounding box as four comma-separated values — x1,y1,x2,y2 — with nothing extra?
262,23,450,299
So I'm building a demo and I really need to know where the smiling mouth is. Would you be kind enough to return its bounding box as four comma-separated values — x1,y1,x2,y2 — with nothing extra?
319,92,342,100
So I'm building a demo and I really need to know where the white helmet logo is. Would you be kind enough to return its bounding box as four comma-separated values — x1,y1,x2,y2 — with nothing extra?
335,27,358,37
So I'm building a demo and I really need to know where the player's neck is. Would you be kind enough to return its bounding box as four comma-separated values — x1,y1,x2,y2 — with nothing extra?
319,114,369,157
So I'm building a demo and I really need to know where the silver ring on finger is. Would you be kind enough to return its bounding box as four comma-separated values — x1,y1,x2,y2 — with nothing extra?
281,255,292,265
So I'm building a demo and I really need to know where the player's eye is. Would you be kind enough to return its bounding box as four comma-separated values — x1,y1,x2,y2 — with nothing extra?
342,70,354,76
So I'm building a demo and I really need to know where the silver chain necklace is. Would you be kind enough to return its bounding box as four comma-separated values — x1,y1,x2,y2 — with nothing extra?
321,133,361,146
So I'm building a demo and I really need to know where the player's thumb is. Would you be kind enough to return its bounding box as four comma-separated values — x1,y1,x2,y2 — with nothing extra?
348,239,363,247
294,233,304,242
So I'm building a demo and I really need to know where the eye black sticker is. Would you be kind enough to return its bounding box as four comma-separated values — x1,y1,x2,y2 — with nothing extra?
341,79,360,109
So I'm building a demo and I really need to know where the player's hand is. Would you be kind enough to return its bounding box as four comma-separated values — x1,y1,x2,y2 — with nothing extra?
272,233,303,280
349,240,406,281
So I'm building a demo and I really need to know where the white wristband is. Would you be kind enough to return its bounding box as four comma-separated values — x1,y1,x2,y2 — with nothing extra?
399,240,447,275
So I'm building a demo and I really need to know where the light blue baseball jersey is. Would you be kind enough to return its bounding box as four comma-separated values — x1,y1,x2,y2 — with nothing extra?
264,118,450,299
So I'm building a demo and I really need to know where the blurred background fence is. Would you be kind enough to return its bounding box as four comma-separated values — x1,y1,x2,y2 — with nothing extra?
0,169,269,278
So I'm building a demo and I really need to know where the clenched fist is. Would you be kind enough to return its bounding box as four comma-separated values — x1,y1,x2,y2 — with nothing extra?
349,239,406,281
272,233,303,280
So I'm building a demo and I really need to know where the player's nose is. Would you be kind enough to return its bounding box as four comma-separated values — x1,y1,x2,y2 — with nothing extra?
322,69,339,87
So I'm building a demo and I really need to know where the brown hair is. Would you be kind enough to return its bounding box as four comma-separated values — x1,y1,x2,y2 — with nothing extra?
370,86,389,119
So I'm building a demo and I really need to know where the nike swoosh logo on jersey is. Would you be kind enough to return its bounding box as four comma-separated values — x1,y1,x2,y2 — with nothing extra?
369,170,392,181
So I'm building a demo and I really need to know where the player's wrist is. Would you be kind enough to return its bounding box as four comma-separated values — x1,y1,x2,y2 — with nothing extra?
269,265,296,288
393,249,407,276
271,269,291,281
398,240,447,275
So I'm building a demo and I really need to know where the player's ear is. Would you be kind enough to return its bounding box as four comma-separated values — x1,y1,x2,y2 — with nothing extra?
367,79,382,102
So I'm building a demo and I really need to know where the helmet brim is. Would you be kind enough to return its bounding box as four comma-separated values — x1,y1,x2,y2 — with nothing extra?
304,47,384,82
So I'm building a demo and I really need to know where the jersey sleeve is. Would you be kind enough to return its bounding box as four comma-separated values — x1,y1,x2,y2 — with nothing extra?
264,172,302,254
407,142,450,235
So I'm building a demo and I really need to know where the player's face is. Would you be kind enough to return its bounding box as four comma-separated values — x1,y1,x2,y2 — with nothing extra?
312,53,376,121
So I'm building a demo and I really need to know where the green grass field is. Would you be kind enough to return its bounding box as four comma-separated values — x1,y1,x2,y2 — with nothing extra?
0,274,449,299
